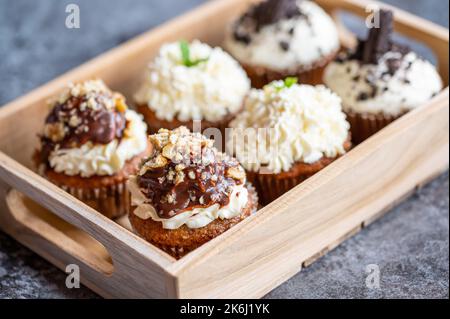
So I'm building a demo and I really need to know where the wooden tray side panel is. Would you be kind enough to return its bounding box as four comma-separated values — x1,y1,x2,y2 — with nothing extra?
172,92,449,298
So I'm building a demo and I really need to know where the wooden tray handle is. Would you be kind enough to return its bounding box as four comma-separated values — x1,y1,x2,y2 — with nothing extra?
0,151,176,297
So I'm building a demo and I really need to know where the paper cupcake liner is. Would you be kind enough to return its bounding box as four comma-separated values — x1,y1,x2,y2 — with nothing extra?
59,181,129,219
346,111,401,145
242,51,338,88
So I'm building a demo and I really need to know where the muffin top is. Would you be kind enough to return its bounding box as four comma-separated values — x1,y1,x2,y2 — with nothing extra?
134,40,250,123
39,79,148,178
128,127,250,229
228,79,350,174
225,0,340,71
324,10,443,116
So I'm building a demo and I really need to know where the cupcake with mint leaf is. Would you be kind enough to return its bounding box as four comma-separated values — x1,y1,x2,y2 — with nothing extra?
228,77,351,205
134,40,251,140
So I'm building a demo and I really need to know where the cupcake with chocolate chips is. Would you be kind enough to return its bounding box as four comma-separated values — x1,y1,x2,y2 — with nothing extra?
35,80,151,219
225,0,340,88
324,10,443,144
134,40,250,139
228,78,351,205
128,127,258,259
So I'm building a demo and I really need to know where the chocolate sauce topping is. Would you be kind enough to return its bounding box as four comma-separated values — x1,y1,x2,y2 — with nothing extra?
40,83,127,164
137,128,246,219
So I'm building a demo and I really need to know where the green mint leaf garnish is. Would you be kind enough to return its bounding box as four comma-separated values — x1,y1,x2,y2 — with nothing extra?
284,77,298,88
179,40,209,67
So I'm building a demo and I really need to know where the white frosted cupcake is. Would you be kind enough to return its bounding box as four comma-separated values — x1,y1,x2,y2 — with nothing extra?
324,10,443,143
134,40,250,139
35,79,151,219
228,78,351,205
225,0,340,87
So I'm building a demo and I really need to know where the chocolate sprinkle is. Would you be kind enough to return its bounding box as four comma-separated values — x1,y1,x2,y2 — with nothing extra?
347,9,411,80
362,10,394,64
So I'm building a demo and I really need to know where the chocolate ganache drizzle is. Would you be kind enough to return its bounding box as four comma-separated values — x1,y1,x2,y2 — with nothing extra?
40,80,128,164
137,127,246,219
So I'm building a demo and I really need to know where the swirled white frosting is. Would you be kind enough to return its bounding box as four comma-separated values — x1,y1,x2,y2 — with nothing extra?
225,0,339,71
48,110,148,178
323,51,443,116
228,83,350,173
128,176,249,230
134,40,250,122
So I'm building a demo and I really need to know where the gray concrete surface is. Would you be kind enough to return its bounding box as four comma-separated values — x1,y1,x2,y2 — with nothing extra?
0,0,448,299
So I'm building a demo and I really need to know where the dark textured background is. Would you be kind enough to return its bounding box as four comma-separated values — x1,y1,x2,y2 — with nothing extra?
0,0,448,299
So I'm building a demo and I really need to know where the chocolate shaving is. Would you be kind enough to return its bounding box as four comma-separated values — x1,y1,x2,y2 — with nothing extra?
362,9,394,64
279,40,290,51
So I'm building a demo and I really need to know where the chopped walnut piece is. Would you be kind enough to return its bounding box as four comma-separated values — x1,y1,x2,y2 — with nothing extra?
44,122,66,142
68,115,82,127
139,155,168,175
115,98,128,113
188,171,196,180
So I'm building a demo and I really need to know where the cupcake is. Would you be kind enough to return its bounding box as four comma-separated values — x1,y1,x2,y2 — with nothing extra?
35,80,151,219
323,10,443,144
228,78,351,205
128,127,258,259
225,0,340,88
134,40,250,141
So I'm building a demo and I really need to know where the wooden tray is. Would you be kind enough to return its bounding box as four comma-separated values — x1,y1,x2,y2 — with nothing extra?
0,0,448,298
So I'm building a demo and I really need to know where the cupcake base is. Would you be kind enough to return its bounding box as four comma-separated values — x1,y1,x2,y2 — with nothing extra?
247,139,352,206
38,146,151,219
129,184,258,259
242,50,338,88
346,111,401,145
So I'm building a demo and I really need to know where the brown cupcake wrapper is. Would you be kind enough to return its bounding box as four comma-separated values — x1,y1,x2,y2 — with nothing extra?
249,173,312,206
242,50,338,88
58,181,129,219
346,111,401,145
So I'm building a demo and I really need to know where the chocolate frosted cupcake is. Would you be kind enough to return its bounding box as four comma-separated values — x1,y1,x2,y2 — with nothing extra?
134,40,250,140
228,78,351,205
128,127,258,259
225,0,340,88
35,80,151,219
324,10,443,144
